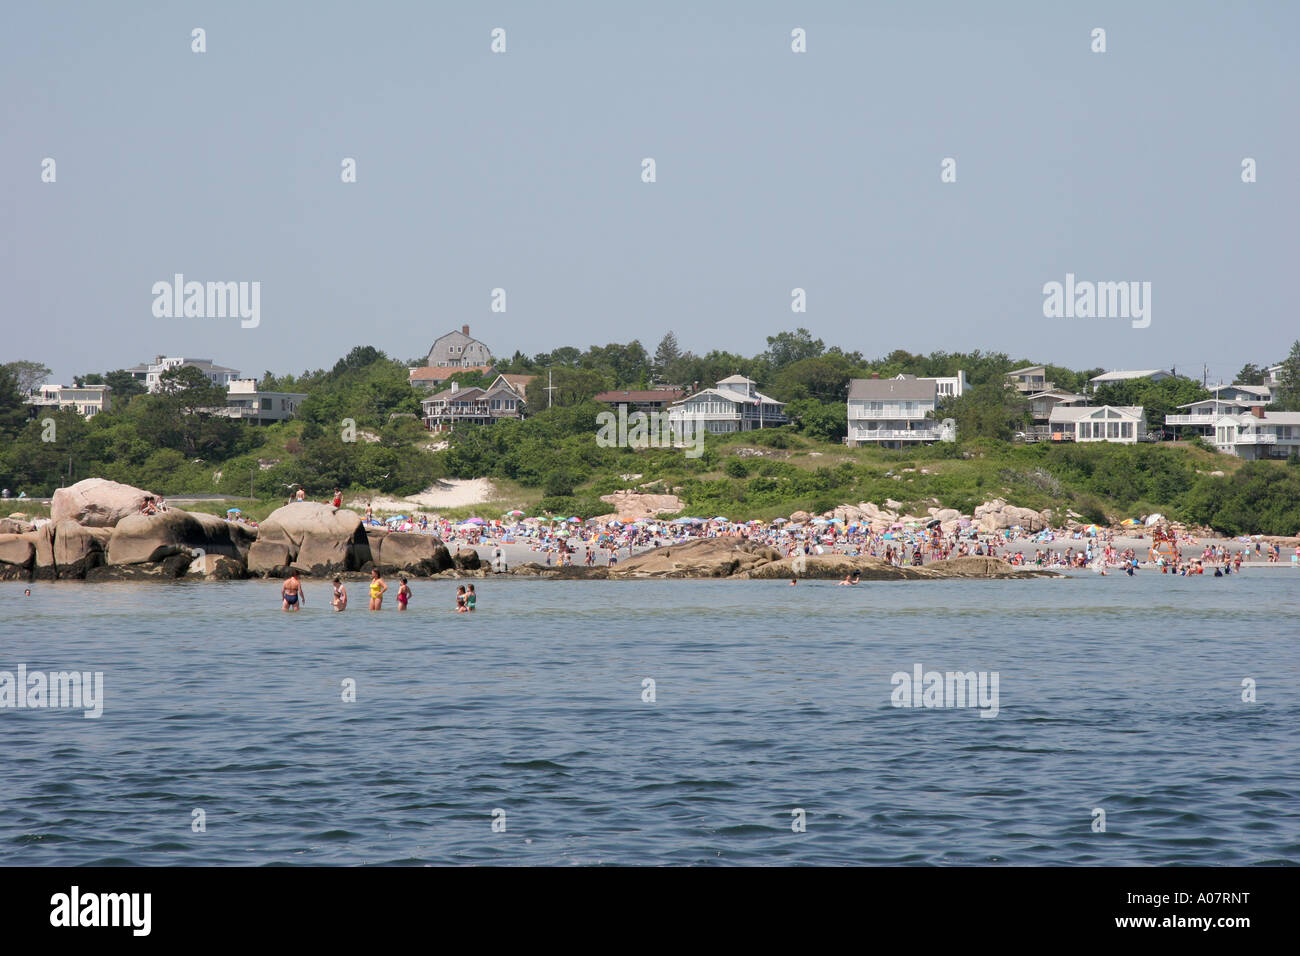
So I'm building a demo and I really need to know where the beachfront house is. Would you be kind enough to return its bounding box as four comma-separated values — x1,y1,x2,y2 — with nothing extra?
1024,389,1088,441
1048,404,1147,443
666,375,788,436
221,380,308,424
1006,365,1053,395
846,376,956,448
125,356,241,392
26,384,112,419
893,370,967,399
420,374,525,432
593,388,685,413
425,325,493,368
1165,384,1273,437
1211,408,1300,460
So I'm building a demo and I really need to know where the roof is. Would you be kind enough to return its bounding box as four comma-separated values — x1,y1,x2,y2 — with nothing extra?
409,365,496,381
1026,389,1086,402
497,373,532,391
1218,411,1300,426
1211,383,1271,396
674,387,785,408
424,385,486,402
593,389,685,403
1049,404,1144,423
847,378,937,402
1007,365,1046,376
717,374,757,385
1089,369,1172,383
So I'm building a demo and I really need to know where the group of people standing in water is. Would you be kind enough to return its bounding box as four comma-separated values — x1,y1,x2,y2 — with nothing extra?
280,569,477,613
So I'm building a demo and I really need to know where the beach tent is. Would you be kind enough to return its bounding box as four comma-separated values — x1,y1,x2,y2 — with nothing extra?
1145,514,1164,526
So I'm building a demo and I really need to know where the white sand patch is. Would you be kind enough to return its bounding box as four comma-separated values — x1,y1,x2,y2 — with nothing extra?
347,478,500,514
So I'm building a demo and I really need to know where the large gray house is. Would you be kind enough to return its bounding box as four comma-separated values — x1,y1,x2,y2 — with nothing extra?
425,325,492,368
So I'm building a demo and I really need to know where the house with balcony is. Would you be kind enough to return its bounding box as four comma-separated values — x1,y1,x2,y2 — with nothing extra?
1048,405,1146,443
845,377,955,448
892,370,967,399
1165,385,1271,437
221,380,308,424
1211,409,1300,460
1007,365,1053,395
666,375,787,436
124,356,241,392
1024,389,1088,440
27,384,113,419
420,374,525,432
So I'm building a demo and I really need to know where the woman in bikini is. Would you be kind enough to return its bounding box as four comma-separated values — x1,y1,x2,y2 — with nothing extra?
397,577,411,611
331,577,348,611
455,585,467,613
369,569,388,610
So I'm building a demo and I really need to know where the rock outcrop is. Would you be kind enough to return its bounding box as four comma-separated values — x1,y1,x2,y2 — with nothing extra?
50,478,157,528
608,538,783,579
597,490,684,522
52,520,113,578
106,511,256,567
249,503,368,576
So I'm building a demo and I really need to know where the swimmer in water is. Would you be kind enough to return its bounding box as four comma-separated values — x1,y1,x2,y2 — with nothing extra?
455,585,467,613
282,571,304,611
397,577,411,611
789,578,798,586
369,569,387,610
331,577,348,611
466,583,476,612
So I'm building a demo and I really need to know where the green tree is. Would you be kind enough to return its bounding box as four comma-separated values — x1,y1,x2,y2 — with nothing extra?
653,332,682,378
763,329,824,370
1235,363,1266,386
1273,341,1300,411
2,360,52,396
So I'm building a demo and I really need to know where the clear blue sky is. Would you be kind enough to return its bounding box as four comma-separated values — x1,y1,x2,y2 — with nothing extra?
3,0,1296,386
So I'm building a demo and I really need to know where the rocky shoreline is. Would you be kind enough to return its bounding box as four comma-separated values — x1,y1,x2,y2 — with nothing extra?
0,479,1063,584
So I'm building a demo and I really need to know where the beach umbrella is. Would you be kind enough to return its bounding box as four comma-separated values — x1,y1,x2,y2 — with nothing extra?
505,509,525,516
226,507,241,514
1145,514,1164,526
772,517,788,524
811,517,829,525
882,532,897,540
891,522,904,529
713,516,729,523
566,516,580,523
926,518,940,528
958,518,972,527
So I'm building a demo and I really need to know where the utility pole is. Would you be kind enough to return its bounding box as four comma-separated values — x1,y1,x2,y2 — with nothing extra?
545,368,557,409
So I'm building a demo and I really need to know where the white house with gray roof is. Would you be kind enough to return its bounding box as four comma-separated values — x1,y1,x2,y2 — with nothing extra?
846,377,955,447
666,375,788,436
1212,409,1300,460
1048,404,1147,443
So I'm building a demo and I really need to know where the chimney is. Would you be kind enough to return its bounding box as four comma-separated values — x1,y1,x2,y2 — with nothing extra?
450,381,459,394
462,324,470,336
870,372,880,379
1251,405,1265,418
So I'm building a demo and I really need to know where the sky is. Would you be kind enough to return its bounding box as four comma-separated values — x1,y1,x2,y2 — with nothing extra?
3,0,1297,387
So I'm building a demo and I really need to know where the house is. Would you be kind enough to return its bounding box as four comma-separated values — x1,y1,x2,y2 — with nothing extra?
1089,369,1173,388
1007,365,1053,395
1048,405,1147,443
1165,385,1272,436
666,375,787,436
1211,408,1300,460
496,374,532,402
221,380,308,424
594,388,685,413
845,376,955,448
124,356,241,392
425,325,492,368
1025,389,1088,440
420,374,525,432
27,384,112,419
409,365,497,390
1266,364,1285,387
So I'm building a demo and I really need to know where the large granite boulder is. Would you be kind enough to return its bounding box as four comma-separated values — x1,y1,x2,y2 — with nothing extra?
974,499,1046,532
0,517,35,534
51,478,157,528
31,524,56,580
253,503,367,576
52,520,113,578
106,510,256,566
382,532,453,574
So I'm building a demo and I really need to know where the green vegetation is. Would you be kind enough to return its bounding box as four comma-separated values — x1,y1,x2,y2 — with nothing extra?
2,340,1299,536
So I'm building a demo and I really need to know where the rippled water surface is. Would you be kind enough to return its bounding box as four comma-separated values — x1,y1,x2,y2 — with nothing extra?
2,572,1298,865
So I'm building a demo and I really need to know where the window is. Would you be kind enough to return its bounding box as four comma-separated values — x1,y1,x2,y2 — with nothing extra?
1107,421,1119,439
1121,422,1132,438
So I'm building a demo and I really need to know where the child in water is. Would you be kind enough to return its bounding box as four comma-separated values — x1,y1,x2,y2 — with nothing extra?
455,585,467,613
332,577,348,611
397,577,411,610
466,583,476,612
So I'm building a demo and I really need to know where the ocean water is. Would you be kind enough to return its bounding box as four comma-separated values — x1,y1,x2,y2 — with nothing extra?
2,572,1298,866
